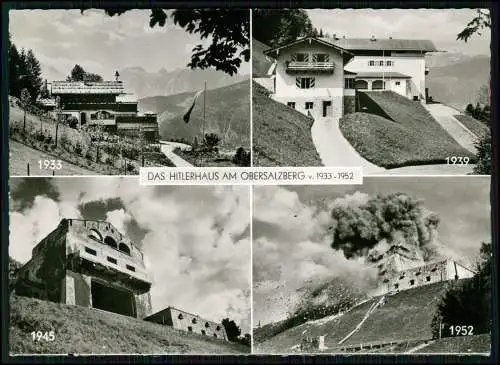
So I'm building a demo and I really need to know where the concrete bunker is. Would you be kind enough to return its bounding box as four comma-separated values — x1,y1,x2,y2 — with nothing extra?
91,279,137,317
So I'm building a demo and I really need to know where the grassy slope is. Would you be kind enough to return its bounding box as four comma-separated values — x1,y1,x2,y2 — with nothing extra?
139,80,250,150
454,114,490,138
420,334,491,354
340,92,476,168
252,38,273,77
9,140,99,176
9,295,250,355
252,82,322,166
256,282,452,353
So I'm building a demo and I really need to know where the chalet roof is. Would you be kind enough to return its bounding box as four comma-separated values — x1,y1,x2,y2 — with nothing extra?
322,37,439,52
355,71,411,79
263,36,354,59
51,81,125,95
146,306,222,325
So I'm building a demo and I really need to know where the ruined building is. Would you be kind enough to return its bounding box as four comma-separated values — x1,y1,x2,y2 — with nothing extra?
145,307,229,341
15,219,152,319
376,258,475,296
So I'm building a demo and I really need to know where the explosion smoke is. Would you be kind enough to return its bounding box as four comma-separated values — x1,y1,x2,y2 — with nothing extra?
330,192,442,266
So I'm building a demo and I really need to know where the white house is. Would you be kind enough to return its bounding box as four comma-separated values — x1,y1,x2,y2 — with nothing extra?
263,36,438,120
375,258,475,296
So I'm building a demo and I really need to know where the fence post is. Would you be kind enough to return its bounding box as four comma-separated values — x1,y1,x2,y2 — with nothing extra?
27,163,30,176
52,170,55,176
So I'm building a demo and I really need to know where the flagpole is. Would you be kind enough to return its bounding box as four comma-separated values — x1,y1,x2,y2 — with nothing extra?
203,81,206,139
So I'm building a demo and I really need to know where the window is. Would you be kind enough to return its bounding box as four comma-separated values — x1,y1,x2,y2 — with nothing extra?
379,60,384,66
107,256,117,264
386,60,393,66
178,314,184,320
88,229,103,243
314,53,329,62
355,80,368,90
104,236,118,249
118,243,131,256
455,275,459,280
395,81,401,86
410,279,415,286
187,326,193,332
305,102,314,110
431,267,437,272
394,283,399,289
205,322,210,328
287,102,296,109
296,77,315,89
214,334,218,338
369,60,375,66
399,274,405,280
192,318,197,324
201,330,206,336
426,276,431,282
415,271,421,276
372,80,385,90
126,264,135,272
85,247,97,256
344,78,355,89
292,53,309,62
216,325,221,331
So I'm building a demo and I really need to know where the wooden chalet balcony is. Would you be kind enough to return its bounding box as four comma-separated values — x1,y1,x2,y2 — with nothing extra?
286,61,335,74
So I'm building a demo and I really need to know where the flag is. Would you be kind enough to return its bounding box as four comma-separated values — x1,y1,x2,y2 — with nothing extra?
183,89,204,123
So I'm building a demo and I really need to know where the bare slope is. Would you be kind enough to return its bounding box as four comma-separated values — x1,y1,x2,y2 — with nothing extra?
255,281,451,354
9,295,250,355
252,82,322,166
139,80,250,149
339,91,476,168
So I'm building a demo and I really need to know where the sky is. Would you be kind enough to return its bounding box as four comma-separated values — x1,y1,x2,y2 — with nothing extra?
307,9,491,56
9,178,251,333
253,176,491,325
9,9,250,80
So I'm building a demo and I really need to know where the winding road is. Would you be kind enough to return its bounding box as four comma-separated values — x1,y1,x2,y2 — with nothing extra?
159,140,193,167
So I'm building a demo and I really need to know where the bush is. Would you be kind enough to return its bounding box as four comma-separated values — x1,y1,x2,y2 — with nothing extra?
85,152,93,160
74,142,83,156
105,157,113,166
204,133,220,150
45,135,53,144
233,147,251,166
126,162,136,173
473,132,491,175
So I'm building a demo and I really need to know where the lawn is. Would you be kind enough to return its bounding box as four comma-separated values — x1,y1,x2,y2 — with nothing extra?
420,334,490,354
252,82,322,167
454,114,490,138
340,91,477,168
9,294,250,355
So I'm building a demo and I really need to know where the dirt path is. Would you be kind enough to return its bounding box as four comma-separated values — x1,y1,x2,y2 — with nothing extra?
424,104,478,154
159,141,193,167
311,117,385,174
9,140,100,176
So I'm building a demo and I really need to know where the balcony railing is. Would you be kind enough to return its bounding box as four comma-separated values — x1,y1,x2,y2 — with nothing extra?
286,61,335,73
74,239,151,285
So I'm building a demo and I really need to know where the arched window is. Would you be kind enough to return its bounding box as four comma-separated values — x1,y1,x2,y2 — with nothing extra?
178,314,184,320
372,80,385,90
88,228,103,243
355,79,368,90
104,236,118,249
118,243,131,256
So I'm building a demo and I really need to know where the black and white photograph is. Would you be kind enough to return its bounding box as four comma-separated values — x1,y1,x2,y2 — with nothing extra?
252,9,491,175
8,178,251,354
8,8,250,176
252,177,491,354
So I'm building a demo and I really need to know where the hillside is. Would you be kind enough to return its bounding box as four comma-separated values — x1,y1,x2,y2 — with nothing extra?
120,67,248,99
252,82,322,166
426,55,490,110
9,295,250,355
339,91,476,168
252,38,273,77
255,281,452,354
139,81,250,149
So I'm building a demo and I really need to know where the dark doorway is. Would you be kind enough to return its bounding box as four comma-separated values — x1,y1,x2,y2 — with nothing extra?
80,112,87,126
91,280,136,317
322,101,332,117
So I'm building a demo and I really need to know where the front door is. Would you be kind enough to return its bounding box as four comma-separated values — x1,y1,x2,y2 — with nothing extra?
322,101,332,117
80,112,87,126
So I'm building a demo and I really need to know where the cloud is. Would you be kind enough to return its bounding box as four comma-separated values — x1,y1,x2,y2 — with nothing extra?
9,179,251,333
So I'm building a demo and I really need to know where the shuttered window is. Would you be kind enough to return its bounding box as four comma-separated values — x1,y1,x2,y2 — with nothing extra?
296,77,315,89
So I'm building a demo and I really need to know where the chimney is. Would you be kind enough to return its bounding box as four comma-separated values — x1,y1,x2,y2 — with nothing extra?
371,35,376,41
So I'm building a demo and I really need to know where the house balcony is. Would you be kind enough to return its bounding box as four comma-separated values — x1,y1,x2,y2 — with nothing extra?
286,61,335,74
72,238,152,290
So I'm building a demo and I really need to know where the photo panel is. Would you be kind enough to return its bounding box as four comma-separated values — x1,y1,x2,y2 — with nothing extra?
8,178,251,355
8,8,250,176
251,9,491,176
253,177,492,354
